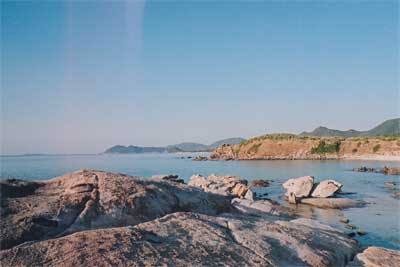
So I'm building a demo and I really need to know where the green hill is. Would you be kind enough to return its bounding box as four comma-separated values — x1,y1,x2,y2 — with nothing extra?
301,118,399,137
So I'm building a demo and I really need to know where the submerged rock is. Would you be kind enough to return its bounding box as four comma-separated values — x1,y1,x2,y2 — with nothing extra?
311,180,343,198
300,198,363,209
249,179,271,188
0,212,359,267
346,246,400,267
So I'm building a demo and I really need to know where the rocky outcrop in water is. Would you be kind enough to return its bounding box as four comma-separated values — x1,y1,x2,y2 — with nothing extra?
282,176,360,208
352,166,400,175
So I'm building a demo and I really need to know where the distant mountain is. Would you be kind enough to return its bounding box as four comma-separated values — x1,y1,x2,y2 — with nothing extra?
104,145,166,154
104,137,246,154
301,118,400,137
208,137,246,149
167,143,210,152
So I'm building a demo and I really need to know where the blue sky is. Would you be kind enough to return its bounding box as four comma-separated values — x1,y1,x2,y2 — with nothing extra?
1,1,399,154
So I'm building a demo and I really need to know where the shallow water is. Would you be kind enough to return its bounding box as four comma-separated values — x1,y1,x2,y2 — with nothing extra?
1,153,399,249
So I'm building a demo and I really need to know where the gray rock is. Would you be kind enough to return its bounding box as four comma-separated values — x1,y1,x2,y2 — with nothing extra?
0,212,359,267
188,174,248,197
0,170,231,250
311,179,343,198
231,198,284,216
244,188,255,201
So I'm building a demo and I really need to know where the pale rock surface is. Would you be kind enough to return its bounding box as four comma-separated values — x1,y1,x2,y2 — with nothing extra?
282,176,314,200
311,180,343,198
346,246,400,267
188,174,248,197
300,198,363,209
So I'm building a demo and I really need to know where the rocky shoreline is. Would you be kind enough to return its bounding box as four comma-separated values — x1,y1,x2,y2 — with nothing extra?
209,136,400,161
1,170,399,266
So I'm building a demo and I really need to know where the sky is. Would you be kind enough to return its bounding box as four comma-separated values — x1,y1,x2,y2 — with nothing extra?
1,0,399,155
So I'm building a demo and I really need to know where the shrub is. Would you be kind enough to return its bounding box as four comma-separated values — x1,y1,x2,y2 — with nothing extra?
311,140,341,154
352,148,358,153
248,143,262,154
372,144,381,153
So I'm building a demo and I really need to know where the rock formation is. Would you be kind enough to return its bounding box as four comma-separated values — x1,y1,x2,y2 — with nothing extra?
0,170,395,267
210,136,400,161
282,176,360,208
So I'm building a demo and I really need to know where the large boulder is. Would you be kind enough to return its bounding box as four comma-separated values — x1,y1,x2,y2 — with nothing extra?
188,174,248,197
282,176,314,203
311,180,342,198
346,246,400,267
0,170,231,250
0,212,359,267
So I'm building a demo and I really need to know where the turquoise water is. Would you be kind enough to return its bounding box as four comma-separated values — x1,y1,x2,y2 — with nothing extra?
1,153,399,250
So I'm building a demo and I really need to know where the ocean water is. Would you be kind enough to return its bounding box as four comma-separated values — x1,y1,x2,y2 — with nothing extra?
1,153,399,250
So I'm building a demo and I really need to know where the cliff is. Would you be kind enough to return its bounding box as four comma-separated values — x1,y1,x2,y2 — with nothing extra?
210,134,400,161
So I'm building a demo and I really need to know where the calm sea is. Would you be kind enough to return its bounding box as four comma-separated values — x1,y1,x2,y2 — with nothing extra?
1,153,399,250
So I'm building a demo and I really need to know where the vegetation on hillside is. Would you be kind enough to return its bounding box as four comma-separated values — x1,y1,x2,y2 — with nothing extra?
310,140,341,154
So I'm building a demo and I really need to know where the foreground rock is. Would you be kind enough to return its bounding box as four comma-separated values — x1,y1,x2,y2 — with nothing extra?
0,212,359,267
346,246,400,267
282,176,314,203
311,180,343,198
0,170,231,250
300,198,363,209
188,174,248,197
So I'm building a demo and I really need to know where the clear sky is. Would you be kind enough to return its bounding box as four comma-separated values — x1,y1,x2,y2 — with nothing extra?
1,1,399,154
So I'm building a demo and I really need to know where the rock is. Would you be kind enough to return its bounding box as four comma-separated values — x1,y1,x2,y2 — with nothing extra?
151,174,184,184
340,218,350,223
347,232,356,238
381,166,400,175
244,188,255,201
352,166,400,175
356,230,366,235
231,198,285,216
193,156,208,161
0,170,232,250
345,224,357,230
346,246,400,267
282,176,314,200
311,180,342,198
0,212,359,267
384,181,397,187
300,198,363,209
231,183,248,198
249,179,271,188
188,174,248,197
352,166,376,173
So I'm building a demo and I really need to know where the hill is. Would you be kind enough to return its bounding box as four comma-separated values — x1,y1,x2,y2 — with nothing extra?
301,118,399,137
104,137,246,154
